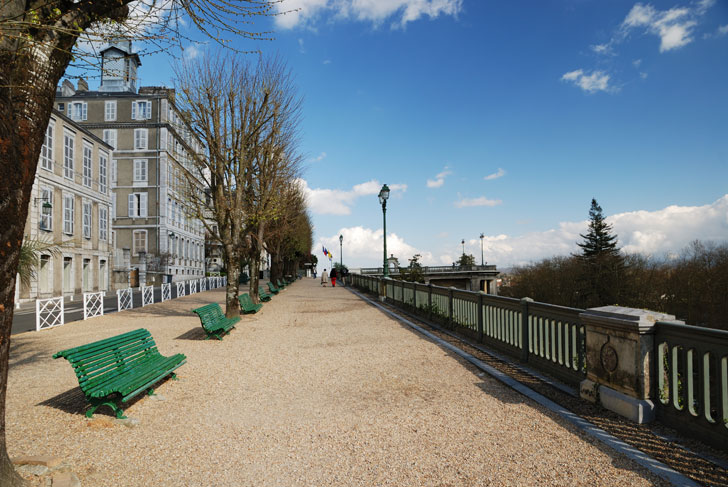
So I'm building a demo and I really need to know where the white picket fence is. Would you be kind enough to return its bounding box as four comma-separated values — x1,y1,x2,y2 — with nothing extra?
189,279,198,294
161,283,171,302
117,288,133,311
176,281,186,297
36,296,64,331
199,278,206,291
83,292,104,320
141,285,154,307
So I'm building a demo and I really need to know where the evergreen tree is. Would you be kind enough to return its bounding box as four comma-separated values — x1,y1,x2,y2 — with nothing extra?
576,199,625,307
577,199,620,258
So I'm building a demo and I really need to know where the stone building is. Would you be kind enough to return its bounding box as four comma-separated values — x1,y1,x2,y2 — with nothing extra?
19,110,113,301
54,40,206,284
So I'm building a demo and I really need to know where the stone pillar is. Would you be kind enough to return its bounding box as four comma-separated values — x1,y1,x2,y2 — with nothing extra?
138,251,147,287
579,306,679,423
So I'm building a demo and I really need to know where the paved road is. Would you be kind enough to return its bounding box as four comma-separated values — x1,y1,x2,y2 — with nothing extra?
12,285,203,335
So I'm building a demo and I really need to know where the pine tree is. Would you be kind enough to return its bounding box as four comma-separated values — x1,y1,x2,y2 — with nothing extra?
576,199,625,307
577,199,620,258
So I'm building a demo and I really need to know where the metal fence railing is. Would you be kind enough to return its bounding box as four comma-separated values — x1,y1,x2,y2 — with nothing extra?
83,292,104,320
655,321,728,450
117,288,133,311
161,283,171,301
141,285,154,307
36,296,64,331
350,274,586,386
190,279,198,294
176,281,186,298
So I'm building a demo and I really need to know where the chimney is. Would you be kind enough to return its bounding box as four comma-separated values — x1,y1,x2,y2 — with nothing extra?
77,78,89,92
61,79,75,97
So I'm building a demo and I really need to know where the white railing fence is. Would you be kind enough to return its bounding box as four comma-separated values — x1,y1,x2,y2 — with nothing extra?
200,278,206,291
141,285,154,307
190,280,198,294
83,292,104,320
208,277,214,289
36,296,64,331
176,281,186,297
161,283,171,301
117,288,133,311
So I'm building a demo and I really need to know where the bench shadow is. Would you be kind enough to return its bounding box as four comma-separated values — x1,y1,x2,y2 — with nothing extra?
174,327,208,340
38,378,171,417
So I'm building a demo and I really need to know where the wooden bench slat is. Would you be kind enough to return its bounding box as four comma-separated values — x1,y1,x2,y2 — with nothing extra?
192,303,240,340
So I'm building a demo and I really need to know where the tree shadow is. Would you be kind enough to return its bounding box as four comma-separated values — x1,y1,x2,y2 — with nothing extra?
8,340,50,368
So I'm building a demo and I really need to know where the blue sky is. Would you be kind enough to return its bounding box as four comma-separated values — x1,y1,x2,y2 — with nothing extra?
75,0,728,268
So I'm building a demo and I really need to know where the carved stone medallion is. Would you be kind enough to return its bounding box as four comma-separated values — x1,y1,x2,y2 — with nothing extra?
600,342,618,373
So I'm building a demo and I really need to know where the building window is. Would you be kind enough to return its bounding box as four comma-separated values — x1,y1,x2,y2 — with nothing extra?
133,158,148,183
70,102,87,121
111,159,117,183
82,144,92,187
103,129,117,150
99,153,108,193
82,201,92,239
57,103,64,111
111,192,116,217
128,192,148,218
63,194,74,235
134,128,148,150
63,132,74,179
99,206,108,241
133,230,148,255
40,120,54,170
132,100,151,120
39,187,53,231
104,100,116,121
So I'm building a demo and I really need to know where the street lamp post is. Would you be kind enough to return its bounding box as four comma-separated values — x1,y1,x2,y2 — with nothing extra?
378,184,390,277
461,239,465,256
480,233,484,266
339,234,343,268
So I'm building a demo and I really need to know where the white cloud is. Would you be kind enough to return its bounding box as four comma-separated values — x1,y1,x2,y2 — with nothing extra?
299,178,407,216
561,69,612,93
591,43,614,55
718,25,728,36
308,152,327,163
426,167,451,188
275,0,462,29
463,195,728,267
622,4,698,52
454,196,502,208
484,168,505,181
183,44,202,60
320,226,433,269
632,58,642,67
298,38,306,53
323,59,332,64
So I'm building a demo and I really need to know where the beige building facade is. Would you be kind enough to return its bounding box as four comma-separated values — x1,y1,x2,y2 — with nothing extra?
55,41,206,284
20,110,113,300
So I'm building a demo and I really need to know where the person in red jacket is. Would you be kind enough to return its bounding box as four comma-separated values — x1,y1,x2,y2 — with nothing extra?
330,267,338,287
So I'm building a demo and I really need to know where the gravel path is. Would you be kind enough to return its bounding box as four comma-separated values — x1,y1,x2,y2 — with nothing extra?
7,279,667,486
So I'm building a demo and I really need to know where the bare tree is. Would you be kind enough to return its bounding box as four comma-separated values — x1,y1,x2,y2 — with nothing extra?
265,181,310,282
0,2,284,483
175,52,301,315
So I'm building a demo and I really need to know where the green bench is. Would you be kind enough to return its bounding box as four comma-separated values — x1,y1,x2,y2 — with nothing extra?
267,282,280,295
238,293,263,314
258,286,272,302
276,279,287,288
192,303,240,340
53,328,186,419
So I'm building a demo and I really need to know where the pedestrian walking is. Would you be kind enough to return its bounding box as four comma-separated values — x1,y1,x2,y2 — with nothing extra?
321,268,329,287
330,267,338,287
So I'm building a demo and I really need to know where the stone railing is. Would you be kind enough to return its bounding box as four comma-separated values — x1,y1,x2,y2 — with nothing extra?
349,274,728,450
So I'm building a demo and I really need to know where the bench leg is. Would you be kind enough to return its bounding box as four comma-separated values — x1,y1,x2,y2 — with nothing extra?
147,389,156,396
86,399,126,419
171,373,179,381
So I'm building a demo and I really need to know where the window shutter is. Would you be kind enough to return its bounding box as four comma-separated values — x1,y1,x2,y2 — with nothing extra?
112,159,117,183
131,101,137,120
82,103,88,121
140,193,148,217
128,194,135,217
112,193,117,217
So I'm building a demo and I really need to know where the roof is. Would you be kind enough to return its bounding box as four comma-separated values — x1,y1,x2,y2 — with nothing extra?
100,45,142,66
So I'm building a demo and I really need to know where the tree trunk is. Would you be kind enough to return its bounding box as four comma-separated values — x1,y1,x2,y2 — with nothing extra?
0,32,81,487
249,251,261,304
221,245,240,318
